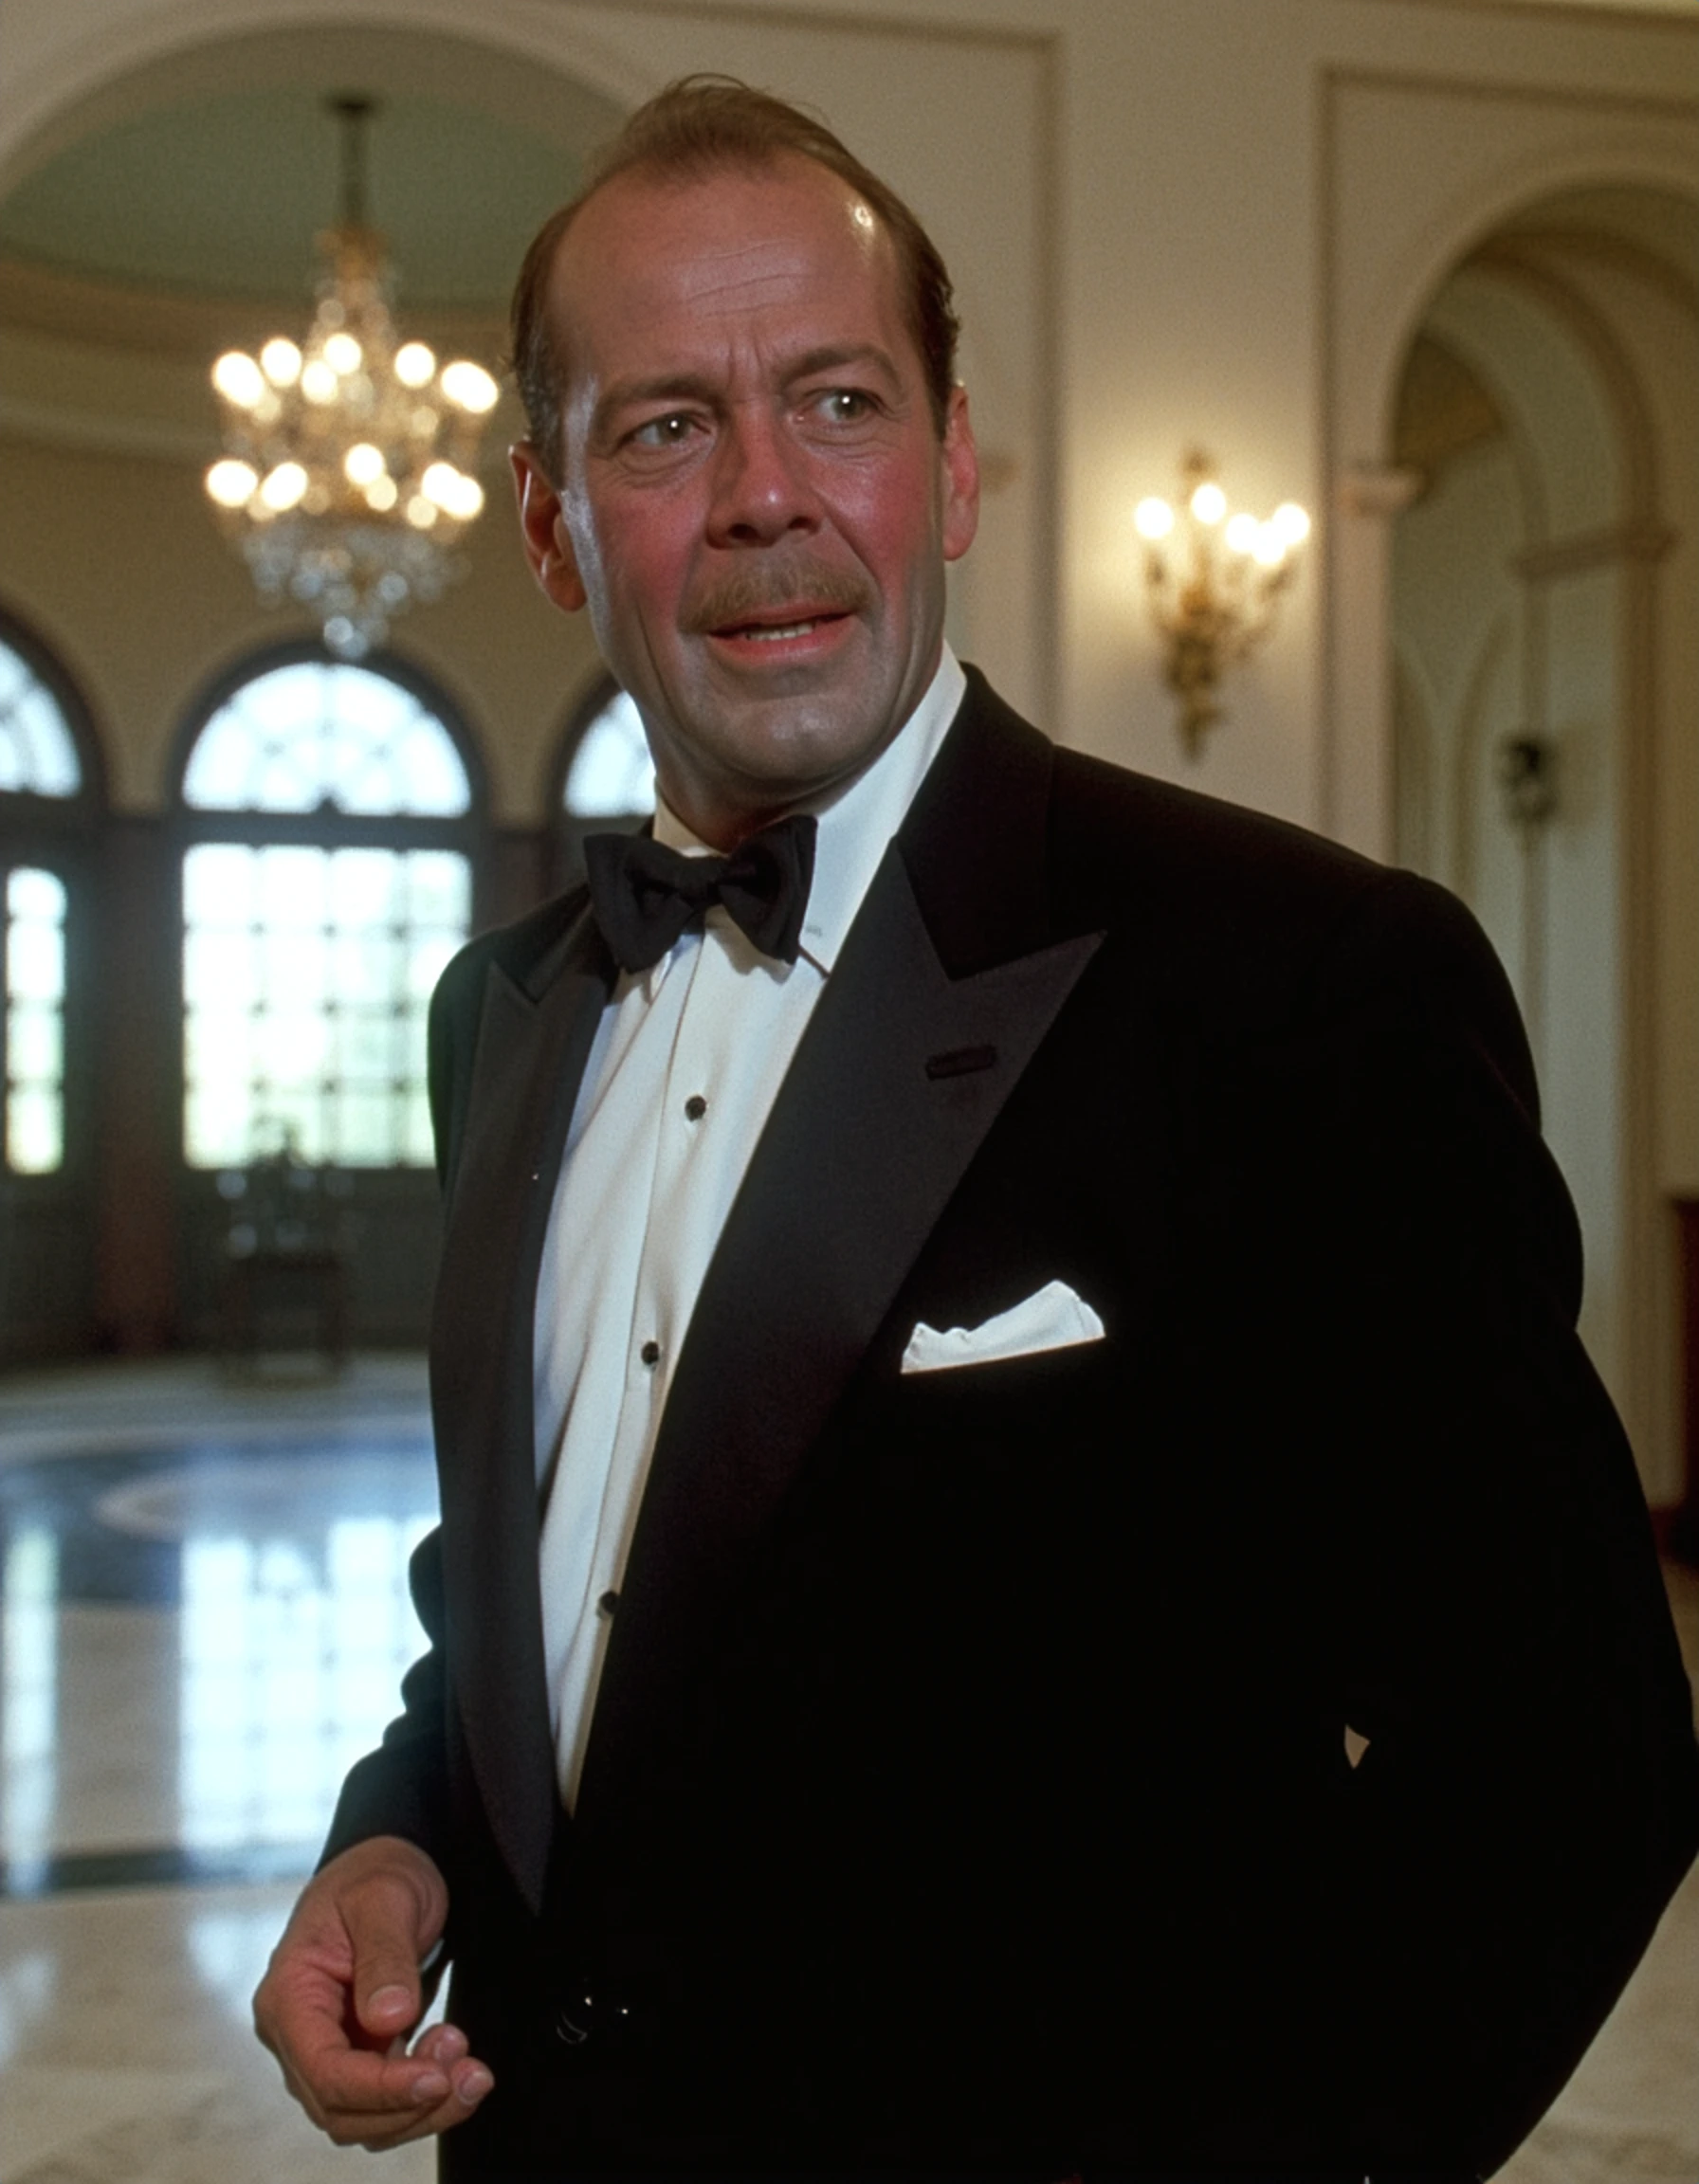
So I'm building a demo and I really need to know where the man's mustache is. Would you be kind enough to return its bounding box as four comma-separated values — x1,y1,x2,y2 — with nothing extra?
683,566,871,635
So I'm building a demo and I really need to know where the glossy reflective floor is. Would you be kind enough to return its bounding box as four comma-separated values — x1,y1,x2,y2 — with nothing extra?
0,1356,439,2181
0,1356,1695,2183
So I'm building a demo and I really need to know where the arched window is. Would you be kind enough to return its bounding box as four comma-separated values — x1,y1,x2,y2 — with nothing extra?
178,650,479,1169
554,674,654,887
0,641,82,798
562,684,653,821
0,618,97,1179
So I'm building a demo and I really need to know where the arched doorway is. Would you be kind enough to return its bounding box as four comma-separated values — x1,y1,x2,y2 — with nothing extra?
1386,184,1698,1502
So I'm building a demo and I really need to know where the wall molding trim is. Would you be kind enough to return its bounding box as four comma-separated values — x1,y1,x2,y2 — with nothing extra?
1514,520,1679,577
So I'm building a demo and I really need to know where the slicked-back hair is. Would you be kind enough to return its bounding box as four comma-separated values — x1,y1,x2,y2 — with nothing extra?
509,75,961,481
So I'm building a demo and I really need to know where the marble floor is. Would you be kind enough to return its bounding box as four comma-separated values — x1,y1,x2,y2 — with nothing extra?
0,1356,1694,2183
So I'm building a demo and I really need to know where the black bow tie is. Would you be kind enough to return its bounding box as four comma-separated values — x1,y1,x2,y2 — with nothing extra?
584,813,818,975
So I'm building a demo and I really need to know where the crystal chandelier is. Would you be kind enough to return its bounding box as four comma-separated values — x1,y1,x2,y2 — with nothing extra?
203,97,500,660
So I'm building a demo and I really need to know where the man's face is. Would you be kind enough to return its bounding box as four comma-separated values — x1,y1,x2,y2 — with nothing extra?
513,156,979,846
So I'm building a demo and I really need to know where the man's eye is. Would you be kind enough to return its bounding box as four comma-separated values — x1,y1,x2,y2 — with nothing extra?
630,413,697,449
813,389,876,425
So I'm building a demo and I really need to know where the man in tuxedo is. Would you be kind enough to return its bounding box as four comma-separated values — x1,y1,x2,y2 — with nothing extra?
255,78,1699,2181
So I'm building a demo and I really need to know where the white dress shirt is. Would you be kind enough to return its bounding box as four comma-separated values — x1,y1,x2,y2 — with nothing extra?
533,647,967,1807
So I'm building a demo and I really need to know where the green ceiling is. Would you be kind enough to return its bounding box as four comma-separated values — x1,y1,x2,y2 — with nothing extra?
0,86,581,311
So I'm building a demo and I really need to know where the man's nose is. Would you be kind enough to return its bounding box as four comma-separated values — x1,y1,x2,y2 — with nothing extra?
704,408,821,546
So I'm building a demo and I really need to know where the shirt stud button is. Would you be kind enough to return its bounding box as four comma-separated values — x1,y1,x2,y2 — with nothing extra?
640,1338,660,1367
597,1589,620,1618
684,1094,707,1121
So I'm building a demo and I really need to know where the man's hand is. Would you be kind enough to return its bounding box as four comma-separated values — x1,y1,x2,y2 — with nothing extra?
253,1835,494,2149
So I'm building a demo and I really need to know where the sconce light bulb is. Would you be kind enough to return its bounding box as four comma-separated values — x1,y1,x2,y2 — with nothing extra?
1251,524,1288,568
1225,513,1260,555
1135,498,1175,541
1271,501,1311,546
1190,482,1227,525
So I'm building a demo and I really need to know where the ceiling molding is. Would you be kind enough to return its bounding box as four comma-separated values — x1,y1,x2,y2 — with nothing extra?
0,391,210,465
0,252,510,365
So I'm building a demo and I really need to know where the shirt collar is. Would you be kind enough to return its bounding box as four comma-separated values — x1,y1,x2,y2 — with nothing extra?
650,646,966,976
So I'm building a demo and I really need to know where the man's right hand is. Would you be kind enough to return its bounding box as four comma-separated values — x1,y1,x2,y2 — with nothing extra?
253,1834,494,2149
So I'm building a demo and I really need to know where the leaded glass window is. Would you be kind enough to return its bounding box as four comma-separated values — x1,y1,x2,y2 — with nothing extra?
184,845,466,1167
5,867,66,1174
562,688,654,818
0,641,82,798
179,657,475,1169
184,661,469,817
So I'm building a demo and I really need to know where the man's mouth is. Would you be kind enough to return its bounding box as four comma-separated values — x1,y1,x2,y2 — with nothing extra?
724,613,841,643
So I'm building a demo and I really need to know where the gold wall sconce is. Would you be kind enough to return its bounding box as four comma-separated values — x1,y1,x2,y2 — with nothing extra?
1134,450,1310,757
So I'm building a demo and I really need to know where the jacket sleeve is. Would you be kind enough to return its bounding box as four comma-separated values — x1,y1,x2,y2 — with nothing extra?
1282,871,1699,2175
317,941,489,1884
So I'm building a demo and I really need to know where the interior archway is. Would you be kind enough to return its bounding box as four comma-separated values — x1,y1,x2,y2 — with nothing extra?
1388,183,1699,1506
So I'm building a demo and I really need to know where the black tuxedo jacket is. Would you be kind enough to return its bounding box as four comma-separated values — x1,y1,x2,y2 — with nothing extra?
326,670,1699,2182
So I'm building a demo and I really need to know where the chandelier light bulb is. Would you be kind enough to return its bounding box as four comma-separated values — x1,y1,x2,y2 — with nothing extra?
1190,481,1227,526
343,443,387,487
212,351,265,408
259,462,309,512
365,476,399,512
300,359,338,405
206,458,260,508
405,495,439,529
260,338,302,387
418,464,484,520
1134,498,1175,541
394,341,436,388
440,360,501,414
323,332,363,374
1271,501,1311,547
421,462,462,510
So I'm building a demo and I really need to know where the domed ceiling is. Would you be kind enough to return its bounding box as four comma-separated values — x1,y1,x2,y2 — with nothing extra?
0,87,577,314
0,31,626,455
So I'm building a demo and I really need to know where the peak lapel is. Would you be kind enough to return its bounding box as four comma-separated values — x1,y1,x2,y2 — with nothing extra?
430,903,612,1912
575,675,1103,1836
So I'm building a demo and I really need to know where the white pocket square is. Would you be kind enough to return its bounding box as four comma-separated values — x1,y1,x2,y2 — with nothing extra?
900,1279,1105,1374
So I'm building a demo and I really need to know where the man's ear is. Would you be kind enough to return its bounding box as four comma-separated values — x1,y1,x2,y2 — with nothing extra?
939,385,980,565
511,443,588,613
